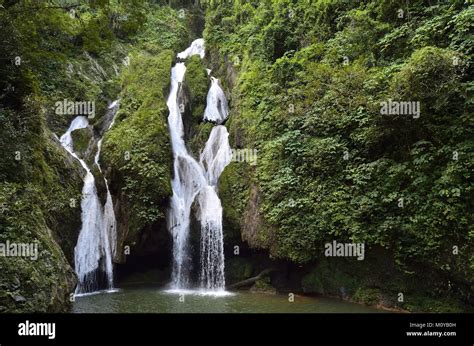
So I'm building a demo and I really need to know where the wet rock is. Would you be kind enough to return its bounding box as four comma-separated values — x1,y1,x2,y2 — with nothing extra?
12,295,26,303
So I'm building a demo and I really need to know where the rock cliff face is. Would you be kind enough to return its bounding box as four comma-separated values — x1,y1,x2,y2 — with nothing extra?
101,50,174,266
0,126,83,312
0,224,78,313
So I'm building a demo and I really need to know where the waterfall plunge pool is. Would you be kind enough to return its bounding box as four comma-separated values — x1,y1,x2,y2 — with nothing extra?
72,286,384,313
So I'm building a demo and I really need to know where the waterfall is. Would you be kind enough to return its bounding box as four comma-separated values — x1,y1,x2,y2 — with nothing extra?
197,126,232,290
167,39,232,293
200,126,232,186
60,101,119,294
196,185,226,290
167,60,207,289
95,102,119,267
203,78,229,124
177,38,205,60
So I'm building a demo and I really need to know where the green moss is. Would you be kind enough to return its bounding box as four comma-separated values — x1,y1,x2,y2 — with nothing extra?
102,50,174,238
254,277,272,289
301,259,359,297
188,122,213,158
225,257,254,284
353,288,382,306
184,55,209,123
0,183,76,312
71,127,92,157
219,162,251,243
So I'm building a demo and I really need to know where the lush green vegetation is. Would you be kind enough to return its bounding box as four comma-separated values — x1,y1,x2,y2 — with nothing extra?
206,0,473,310
100,3,203,247
0,0,199,312
101,50,174,236
0,183,77,312
0,0,472,313
184,55,212,155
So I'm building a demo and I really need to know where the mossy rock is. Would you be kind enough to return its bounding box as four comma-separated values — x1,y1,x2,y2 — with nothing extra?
300,254,472,312
188,122,213,159
0,183,77,312
71,127,93,159
102,49,174,241
219,162,252,243
179,55,209,148
301,259,360,297
0,103,82,313
353,287,382,306
301,268,325,295
250,277,276,294
184,55,209,123
225,257,254,284
42,134,84,264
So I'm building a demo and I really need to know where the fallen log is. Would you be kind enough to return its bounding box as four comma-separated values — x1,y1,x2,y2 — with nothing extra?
227,268,273,290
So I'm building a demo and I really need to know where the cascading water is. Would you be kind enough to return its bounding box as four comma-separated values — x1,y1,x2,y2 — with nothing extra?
200,126,232,186
167,39,232,293
203,78,229,124
196,185,226,290
177,38,205,60
197,126,232,290
167,61,207,289
60,101,119,294
95,101,119,266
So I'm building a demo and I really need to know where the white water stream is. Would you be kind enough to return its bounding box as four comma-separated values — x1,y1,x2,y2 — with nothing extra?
60,101,119,294
203,77,229,124
168,39,232,293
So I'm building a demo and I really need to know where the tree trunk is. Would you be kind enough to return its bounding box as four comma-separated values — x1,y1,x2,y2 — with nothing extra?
227,268,273,290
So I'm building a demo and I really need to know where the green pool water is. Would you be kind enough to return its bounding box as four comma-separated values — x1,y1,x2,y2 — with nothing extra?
72,286,384,313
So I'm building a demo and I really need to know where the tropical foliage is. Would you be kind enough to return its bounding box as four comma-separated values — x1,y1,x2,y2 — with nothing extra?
207,0,473,310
